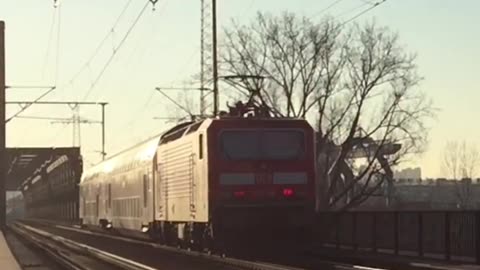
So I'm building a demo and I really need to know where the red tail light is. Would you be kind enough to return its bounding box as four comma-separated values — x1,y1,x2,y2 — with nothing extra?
282,188,294,197
233,191,246,198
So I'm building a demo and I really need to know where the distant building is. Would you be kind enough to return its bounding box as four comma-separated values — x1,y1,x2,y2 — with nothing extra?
394,167,422,180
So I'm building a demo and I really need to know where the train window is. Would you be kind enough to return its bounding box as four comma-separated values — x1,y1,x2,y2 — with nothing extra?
263,130,305,160
143,175,148,208
220,130,305,160
199,134,203,160
220,131,260,160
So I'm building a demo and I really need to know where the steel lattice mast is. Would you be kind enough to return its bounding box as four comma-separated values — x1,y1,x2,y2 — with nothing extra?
200,0,219,117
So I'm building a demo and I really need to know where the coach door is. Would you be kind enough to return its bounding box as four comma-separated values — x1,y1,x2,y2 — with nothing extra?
156,151,166,220
142,171,152,222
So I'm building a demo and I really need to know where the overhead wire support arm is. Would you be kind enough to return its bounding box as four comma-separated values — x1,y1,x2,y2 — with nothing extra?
5,85,56,90
152,116,191,123
154,87,193,119
6,101,108,106
6,100,108,160
5,86,56,123
155,86,212,92
51,119,102,124
152,117,182,120
15,115,76,121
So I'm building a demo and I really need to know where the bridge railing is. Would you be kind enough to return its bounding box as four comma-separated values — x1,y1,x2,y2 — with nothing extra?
314,210,480,264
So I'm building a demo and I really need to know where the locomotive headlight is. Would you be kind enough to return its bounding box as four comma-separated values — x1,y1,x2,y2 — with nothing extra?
106,223,112,229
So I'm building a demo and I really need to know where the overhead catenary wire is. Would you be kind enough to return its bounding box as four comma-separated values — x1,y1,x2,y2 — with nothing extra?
95,2,168,104
11,0,156,153
15,115,75,121
42,0,154,156
7,0,136,127
340,0,387,26
111,3,170,138
110,0,201,150
54,3,62,85
41,7,58,80
5,86,56,124
155,88,193,118
64,0,134,89
335,1,371,19
81,0,151,102
312,0,346,17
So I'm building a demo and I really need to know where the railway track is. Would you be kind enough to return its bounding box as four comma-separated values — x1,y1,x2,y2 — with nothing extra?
11,220,312,270
9,222,124,270
15,219,455,270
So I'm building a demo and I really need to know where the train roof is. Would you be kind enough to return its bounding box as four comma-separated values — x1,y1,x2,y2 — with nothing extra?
81,134,162,183
80,119,213,183
81,116,312,183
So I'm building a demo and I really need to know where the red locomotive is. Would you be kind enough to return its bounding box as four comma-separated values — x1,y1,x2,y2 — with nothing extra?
77,101,317,252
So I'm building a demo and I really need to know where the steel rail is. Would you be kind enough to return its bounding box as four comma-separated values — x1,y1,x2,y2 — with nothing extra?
9,223,89,270
17,219,308,270
12,222,155,270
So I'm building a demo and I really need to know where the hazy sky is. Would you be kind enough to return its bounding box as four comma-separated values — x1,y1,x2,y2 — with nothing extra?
1,0,479,177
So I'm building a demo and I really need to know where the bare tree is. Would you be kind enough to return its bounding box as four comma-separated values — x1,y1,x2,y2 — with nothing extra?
221,12,435,211
441,140,478,209
442,140,479,179
221,12,343,118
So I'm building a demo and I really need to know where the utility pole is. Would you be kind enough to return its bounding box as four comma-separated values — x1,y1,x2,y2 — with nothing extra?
212,0,219,117
0,21,6,231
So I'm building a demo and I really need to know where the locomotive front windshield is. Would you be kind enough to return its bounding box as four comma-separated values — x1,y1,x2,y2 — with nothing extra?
220,130,305,160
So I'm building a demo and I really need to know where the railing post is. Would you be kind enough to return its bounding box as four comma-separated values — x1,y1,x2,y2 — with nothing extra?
418,212,423,257
476,211,480,265
353,211,357,251
336,211,340,249
445,212,451,261
372,212,377,253
394,211,399,255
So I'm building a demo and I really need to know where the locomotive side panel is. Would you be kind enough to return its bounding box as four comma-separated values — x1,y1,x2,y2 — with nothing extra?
158,140,195,222
157,127,209,223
